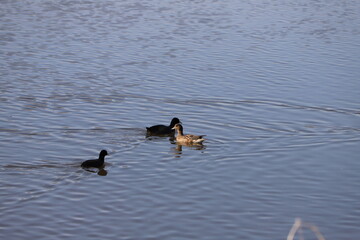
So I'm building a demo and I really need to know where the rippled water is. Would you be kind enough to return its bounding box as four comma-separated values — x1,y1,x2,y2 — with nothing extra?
1,0,360,239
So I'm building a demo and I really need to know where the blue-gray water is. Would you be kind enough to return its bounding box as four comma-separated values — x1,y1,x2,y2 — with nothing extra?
1,0,359,239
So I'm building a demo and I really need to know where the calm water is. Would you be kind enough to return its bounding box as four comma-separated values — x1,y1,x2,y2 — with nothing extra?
1,0,360,239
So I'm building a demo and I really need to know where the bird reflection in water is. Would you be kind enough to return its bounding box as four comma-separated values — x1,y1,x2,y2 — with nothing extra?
172,142,206,157
97,168,108,176
146,134,176,144
83,167,108,176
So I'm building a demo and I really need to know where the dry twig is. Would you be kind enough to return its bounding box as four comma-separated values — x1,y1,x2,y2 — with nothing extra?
287,218,325,240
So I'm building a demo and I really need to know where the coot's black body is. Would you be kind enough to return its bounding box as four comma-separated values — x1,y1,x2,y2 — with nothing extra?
146,117,181,136
81,150,108,168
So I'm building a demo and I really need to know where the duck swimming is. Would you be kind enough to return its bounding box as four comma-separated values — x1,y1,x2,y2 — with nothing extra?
81,150,108,168
172,123,205,144
146,117,181,135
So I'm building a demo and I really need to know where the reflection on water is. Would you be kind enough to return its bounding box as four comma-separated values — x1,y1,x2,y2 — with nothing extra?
173,143,206,152
83,168,108,176
171,143,207,158
0,0,359,239
146,133,176,141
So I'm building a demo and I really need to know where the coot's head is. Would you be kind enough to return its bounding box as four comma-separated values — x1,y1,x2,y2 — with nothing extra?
99,150,108,157
170,117,181,127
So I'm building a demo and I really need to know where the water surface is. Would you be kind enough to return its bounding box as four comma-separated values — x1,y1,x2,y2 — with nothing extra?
1,0,360,239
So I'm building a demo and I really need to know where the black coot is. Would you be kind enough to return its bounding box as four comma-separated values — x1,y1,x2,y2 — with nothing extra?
146,117,181,135
81,150,108,168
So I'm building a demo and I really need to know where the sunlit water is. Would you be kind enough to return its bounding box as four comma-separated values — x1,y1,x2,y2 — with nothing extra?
1,0,359,239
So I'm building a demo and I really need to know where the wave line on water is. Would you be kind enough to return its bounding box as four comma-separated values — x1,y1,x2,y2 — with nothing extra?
118,94,360,117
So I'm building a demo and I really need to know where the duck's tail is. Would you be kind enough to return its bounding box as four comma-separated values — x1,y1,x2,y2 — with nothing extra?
194,137,205,143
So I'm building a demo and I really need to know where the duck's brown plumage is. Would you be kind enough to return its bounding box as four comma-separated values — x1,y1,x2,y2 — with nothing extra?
172,123,205,144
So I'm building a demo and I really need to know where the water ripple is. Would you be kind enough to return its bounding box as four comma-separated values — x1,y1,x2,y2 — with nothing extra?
1,0,359,239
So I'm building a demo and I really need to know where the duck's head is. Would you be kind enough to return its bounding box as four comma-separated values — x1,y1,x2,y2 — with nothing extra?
99,150,108,157
170,117,181,127
172,123,183,131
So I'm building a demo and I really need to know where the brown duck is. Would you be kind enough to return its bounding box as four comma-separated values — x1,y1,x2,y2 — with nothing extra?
172,123,205,144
